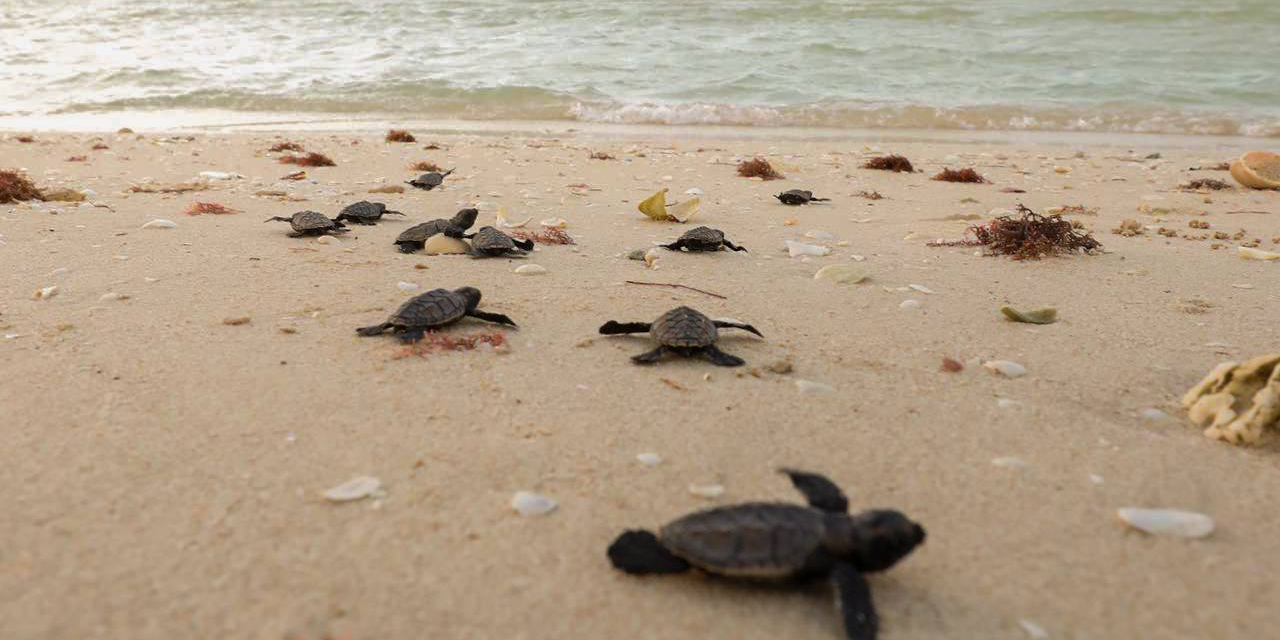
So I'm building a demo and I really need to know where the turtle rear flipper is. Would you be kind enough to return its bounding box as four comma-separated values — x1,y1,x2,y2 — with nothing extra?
398,327,426,343
599,321,651,335
356,323,393,337
467,310,517,328
608,530,690,575
780,469,849,512
397,241,422,254
721,239,748,253
713,320,763,338
831,563,877,640
660,240,686,251
513,238,534,251
702,345,745,367
631,346,668,364
384,210,407,216
810,197,831,202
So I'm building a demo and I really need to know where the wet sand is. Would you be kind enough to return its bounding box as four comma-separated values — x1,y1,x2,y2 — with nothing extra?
3,126,1279,640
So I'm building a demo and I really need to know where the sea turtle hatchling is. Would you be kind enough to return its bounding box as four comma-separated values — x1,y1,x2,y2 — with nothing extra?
334,200,406,225
598,306,761,366
264,211,347,237
355,286,516,343
406,168,455,191
775,189,831,206
660,226,747,253
608,469,926,640
394,208,480,253
469,226,534,258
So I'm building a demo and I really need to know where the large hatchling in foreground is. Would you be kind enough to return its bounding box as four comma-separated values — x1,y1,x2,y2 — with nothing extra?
356,287,516,343
608,469,926,640
598,306,762,366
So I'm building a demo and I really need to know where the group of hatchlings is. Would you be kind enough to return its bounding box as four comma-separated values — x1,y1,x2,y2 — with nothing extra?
273,174,920,638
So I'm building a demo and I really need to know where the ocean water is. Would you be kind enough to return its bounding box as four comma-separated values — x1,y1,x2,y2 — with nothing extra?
2,0,1277,136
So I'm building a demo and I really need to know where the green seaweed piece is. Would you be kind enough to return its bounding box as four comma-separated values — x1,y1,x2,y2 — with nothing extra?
1001,306,1057,324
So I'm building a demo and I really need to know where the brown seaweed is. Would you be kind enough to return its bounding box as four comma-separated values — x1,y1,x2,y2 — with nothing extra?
737,157,784,180
968,205,1102,259
933,168,988,183
408,160,442,172
385,129,416,143
862,154,914,172
278,152,335,167
0,170,43,203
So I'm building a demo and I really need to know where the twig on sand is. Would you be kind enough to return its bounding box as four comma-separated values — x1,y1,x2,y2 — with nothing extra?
1225,210,1271,215
625,281,726,299
660,376,688,391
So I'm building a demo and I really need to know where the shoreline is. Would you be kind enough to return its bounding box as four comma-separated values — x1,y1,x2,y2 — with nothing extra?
0,110,1273,150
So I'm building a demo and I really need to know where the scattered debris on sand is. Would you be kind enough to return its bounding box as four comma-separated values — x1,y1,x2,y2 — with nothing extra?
1113,219,1144,237
222,316,251,326
278,152,335,167
862,154,914,172
385,129,416,143
1001,306,1058,324
941,358,964,373
737,157,784,180
369,184,405,194
184,202,239,216
1182,354,1280,445
509,227,575,245
0,170,43,203
933,168,988,183
390,330,509,359
1181,178,1232,191
268,141,305,152
408,160,442,172
855,189,884,200
129,182,209,194
961,205,1101,259
588,150,615,160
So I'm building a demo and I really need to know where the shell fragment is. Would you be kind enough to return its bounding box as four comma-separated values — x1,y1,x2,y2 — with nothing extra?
1117,507,1214,538
511,491,558,516
322,476,382,502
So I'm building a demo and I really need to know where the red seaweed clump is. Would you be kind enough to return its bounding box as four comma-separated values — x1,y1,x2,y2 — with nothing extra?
278,152,336,167
862,154,914,172
737,157,784,180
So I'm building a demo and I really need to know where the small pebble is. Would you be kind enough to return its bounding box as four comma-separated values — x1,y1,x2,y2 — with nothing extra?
795,379,834,394
984,360,1027,378
636,453,663,467
397,281,419,292
33,286,59,299
322,476,382,502
688,484,725,499
514,264,548,275
511,491,558,516
1117,507,1214,538
899,299,921,309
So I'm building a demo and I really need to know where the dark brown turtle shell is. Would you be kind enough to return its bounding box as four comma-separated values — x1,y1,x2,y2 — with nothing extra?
679,226,725,246
291,210,339,232
337,201,394,222
407,169,454,190
659,503,828,577
650,306,718,348
396,219,452,244
388,289,469,328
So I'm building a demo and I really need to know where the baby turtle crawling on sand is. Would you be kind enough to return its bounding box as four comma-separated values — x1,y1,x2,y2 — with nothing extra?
660,226,747,253
599,306,761,366
264,211,347,237
407,169,455,191
775,189,831,206
356,286,516,342
608,469,926,640
394,208,479,253
334,200,405,225
469,226,534,258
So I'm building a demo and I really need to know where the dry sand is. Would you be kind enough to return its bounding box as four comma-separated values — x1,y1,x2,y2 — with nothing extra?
3,126,1279,640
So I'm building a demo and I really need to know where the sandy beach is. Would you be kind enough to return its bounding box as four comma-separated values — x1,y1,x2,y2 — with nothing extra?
3,125,1279,640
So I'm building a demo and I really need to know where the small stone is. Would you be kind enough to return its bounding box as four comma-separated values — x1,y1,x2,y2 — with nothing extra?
514,264,548,275
1054,166,1071,174
423,234,470,255
899,299,921,309
511,491,558,516
141,218,177,229
1117,507,1214,538
222,316,251,326
688,484,725,499
636,453,663,467
984,360,1027,378
315,236,334,245
278,326,297,334
397,281,419,292
33,286,59,299
414,263,428,270
627,248,647,261
795,379,834,394
814,264,868,284
322,476,382,502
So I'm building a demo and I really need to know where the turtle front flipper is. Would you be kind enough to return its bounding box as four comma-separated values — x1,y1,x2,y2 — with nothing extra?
631,346,668,364
396,241,422,254
467,310,517,328
831,562,878,640
702,345,745,367
384,210,407,216
660,240,686,251
264,216,293,223
811,196,831,202
356,322,393,337
713,320,763,338
780,469,849,512
607,530,690,575
721,239,748,253
513,238,534,251
599,321,651,335
398,327,426,343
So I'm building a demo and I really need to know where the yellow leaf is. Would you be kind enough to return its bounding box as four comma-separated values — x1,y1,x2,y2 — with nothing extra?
638,188,669,221
667,197,699,222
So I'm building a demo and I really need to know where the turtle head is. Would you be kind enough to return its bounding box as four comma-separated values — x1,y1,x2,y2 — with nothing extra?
843,509,926,573
451,208,479,229
454,286,482,312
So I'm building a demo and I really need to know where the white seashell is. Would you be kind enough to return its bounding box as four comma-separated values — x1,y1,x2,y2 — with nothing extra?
688,484,725,499
423,234,469,255
1089,474,1105,485
322,476,381,502
198,171,243,180
540,217,568,228
33,286,59,299
99,292,124,301
1117,507,1214,538
1018,619,1049,639
397,281,419,292
996,398,1023,409
511,491,558,516
315,235,334,245
1140,408,1170,420
514,264,548,275
141,218,177,229
795,379,835,394
899,299,921,309
785,241,830,258
1238,246,1280,261
1231,284,1253,289
984,360,1028,378
813,264,868,284
643,249,660,269
850,254,866,262
991,456,1030,469
495,207,532,228
805,230,835,241
636,453,663,467
908,284,935,294
685,187,703,196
